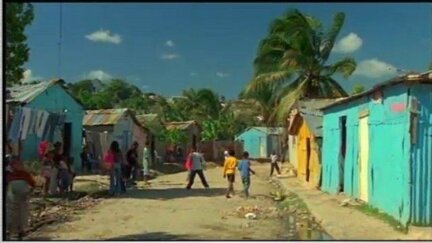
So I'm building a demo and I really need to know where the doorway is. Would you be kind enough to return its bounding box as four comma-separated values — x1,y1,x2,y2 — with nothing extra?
192,135,197,149
63,123,72,158
306,137,311,182
151,135,156,164
358,115,370,202
339,116,347,192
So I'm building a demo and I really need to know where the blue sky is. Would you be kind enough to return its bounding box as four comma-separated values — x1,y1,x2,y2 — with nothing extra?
24,3,431,99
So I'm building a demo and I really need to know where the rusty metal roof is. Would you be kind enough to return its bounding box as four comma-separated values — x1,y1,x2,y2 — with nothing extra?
165,120,198,130
83,108,129,126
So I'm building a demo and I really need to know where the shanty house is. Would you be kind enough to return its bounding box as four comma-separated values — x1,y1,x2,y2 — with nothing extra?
235,127,284,159
321,72,432,226
83,108,149,165
287,99,339,188
164,121,201,157
6,79,84,169
136,113,165,164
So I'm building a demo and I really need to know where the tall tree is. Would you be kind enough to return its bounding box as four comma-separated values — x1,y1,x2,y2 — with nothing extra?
247,9,356,122
5,3,34,86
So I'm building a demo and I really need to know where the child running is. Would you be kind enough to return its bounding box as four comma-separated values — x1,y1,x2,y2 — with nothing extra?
223,149,238,199
6,157,36,240
238,151,255,198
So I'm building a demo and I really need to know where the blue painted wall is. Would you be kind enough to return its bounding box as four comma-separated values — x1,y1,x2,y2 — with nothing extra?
236,128,267,158
410,84,432,225
23,84,84,171
322,83,431,226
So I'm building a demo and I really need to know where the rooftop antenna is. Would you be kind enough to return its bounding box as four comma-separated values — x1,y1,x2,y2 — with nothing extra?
57,3,63,78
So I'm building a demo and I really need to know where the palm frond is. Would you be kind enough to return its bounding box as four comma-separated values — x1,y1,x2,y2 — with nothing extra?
271,77,309,122
320,12,345,61
322,58,356,78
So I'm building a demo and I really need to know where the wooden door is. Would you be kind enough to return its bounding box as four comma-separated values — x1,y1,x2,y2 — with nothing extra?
359,115,369,202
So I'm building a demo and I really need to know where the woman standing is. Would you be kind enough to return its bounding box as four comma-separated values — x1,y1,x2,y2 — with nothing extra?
41,149,54,196
104,141,126,196
142,142,151,185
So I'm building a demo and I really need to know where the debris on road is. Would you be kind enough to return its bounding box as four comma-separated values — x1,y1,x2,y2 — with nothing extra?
245,213,257,220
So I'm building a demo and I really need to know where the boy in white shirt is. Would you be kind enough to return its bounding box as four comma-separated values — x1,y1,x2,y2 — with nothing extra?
270,151,281,177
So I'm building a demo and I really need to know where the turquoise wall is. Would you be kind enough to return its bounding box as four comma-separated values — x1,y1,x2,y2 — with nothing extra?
410,84,432,225
23,84,84,171
322,84,413,225
236,128,267,158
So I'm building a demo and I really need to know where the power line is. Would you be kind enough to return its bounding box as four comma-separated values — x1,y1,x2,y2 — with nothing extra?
57,3,63,78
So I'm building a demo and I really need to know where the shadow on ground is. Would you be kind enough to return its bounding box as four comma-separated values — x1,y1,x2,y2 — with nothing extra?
27,232,194,241
120,187,226,200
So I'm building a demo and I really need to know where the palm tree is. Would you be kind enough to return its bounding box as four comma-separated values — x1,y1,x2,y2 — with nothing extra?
246,9,356,122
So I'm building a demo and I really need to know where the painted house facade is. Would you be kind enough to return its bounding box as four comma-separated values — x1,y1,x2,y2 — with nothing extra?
235,127,284,159
321,73,432,226
83,108,149,165
6,79,84,170
288,99,339,188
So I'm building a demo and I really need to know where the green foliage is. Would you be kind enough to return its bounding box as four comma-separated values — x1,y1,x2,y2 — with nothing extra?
5,3,34,86
353,204,407,233
201,112,240,141
160,128,188,145
247,9,356,123
352,84,365,95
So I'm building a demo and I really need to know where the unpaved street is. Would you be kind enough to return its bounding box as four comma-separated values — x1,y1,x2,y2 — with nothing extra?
27,163,328,240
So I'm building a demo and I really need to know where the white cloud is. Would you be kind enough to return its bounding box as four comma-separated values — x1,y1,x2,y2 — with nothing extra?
190,72,197,77
353,58,398,78
85,70,113,82
165,40,175,47
161,53,179,60
216,72,230,78
85,30,122,44
21,69,43,83
333,33,363,53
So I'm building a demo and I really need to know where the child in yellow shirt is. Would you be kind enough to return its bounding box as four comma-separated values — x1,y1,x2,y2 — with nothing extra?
223,150,238,198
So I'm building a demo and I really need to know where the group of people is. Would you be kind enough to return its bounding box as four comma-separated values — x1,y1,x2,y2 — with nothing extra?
182,147,283,199
40,142,76,195
102,140,151,196
5,140,76,240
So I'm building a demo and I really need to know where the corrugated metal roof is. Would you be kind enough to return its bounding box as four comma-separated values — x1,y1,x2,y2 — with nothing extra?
165,120,197,130
302,113,324,137
83,108,128,126
136,114,159,126
252,127,284,135
321,71,432,110
7,79,63,104
289,99,339,137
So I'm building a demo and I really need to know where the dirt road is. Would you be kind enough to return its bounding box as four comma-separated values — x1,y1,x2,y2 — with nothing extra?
27,163,325,240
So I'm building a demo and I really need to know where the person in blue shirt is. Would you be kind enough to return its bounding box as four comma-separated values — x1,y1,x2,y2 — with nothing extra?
238,151,255,198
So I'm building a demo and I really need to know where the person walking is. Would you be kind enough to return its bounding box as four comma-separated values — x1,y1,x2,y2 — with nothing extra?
238,151,255,198
6,157,36,240
223,149,238,199
184,147,193,182
185,147,210,189
270,151,281,177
